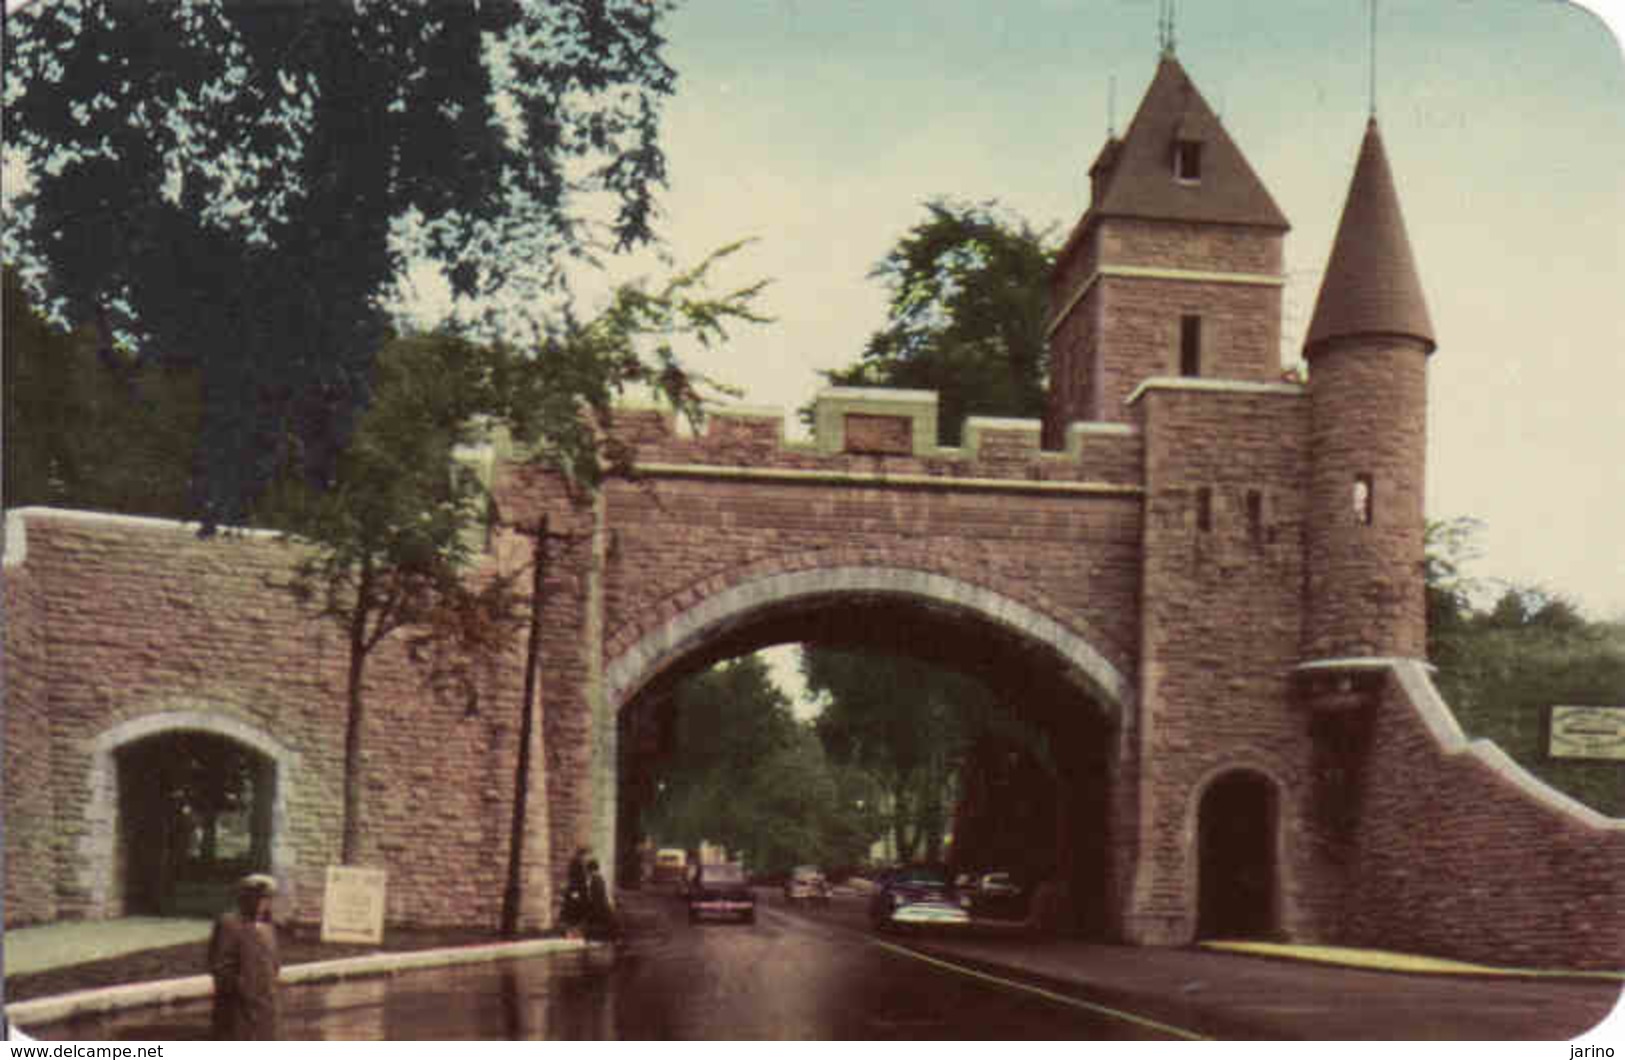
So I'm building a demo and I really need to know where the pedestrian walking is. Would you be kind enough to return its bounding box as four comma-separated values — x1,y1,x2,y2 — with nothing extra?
560,847,590,937
208,873,282,1040
584,859,619,942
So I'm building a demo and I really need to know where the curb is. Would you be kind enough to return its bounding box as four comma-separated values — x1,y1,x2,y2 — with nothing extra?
6,937,592,1029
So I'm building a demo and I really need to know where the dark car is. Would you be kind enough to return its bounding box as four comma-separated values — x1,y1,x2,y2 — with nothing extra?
968,869,1028,920
867,864,970,931
687,862,756,924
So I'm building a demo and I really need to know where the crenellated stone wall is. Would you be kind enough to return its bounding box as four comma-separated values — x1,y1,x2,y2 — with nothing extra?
1,385,1617,971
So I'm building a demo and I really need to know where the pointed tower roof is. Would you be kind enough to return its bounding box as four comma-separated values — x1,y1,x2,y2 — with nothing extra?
1089,54,1289,230
1304,118,1435,356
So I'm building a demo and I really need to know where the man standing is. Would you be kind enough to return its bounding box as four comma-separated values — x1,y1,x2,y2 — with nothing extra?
560,847,590,937
209,873,282,1039
584,859,619,942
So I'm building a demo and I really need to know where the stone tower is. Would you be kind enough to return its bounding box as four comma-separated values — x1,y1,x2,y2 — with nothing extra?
1044,49,1289,444
1301,117,1435,661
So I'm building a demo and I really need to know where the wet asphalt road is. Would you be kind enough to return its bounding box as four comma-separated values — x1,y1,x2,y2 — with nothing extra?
33,889,1184,1041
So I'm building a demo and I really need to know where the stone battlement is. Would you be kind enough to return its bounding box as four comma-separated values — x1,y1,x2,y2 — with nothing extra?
486,387,1148,492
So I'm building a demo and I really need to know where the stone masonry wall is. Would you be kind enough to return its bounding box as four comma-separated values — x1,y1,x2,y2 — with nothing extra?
491,403,1149,899
1047,218,1284,435
1132,382,1317,943
3,556,56,925
1096,277,1283,418
3,509,528,931
1339,666,1623,970
1101,218,1283,275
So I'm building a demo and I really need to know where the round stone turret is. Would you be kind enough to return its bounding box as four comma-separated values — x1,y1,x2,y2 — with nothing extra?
1302,118,1433,660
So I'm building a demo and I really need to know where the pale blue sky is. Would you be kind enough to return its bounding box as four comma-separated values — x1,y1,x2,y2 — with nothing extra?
617,0,1625,622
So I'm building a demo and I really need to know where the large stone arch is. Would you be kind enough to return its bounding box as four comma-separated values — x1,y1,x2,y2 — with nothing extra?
595,564,1136,886
81,707,300,916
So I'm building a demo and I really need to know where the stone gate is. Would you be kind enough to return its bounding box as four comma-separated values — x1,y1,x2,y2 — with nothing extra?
4,50,1620,970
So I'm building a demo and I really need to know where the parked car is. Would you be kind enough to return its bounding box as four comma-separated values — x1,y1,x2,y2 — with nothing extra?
688,862,756,924
650,848,688,888
867,864,970,931
969,869,1027,920
784,865,830,905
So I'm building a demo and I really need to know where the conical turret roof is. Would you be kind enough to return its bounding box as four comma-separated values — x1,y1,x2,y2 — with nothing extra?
1304,118,1435,356
1089,54,1289,230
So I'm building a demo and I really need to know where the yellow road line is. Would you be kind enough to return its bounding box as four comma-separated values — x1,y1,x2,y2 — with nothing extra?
870,938,1206,1040
1201,941,1625,981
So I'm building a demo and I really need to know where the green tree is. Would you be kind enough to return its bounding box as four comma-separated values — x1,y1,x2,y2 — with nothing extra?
1424,520,1623,815
274,332,526,865
2,267,199,517
273,246,766,869
816,200,1055,445
802,647,995,862
643,655,800,858
641,653,875,873
5,0,677,527
1424,515,1486,669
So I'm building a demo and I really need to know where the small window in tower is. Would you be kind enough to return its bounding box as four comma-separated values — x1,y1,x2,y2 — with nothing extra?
1196,486,1213,532
1353,474,1374,526
1246,490,1263,546
1174,139,1203,182
1180,315,1202,377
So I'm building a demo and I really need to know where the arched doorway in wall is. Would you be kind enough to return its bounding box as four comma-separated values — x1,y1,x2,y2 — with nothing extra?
604,567,1132,938
1196,769,1278,939
117,731,276,917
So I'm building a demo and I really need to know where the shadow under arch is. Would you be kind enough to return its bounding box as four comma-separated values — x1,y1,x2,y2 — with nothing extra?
595,564,1136,893
82,709,299,917
605,565,1133,721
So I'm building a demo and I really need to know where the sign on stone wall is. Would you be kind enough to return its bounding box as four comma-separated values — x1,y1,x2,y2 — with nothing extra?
320,865,387,944
1548,705,1625,761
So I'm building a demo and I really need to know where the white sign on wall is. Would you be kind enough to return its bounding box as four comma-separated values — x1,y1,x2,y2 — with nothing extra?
320,865,387,944
1548,705,1625,761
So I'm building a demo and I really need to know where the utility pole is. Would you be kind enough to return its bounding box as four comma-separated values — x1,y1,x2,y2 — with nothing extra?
502,515,550,937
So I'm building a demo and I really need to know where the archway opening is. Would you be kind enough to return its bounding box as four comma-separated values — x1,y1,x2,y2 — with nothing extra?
613,590,1121,937
1196,770,1277,939
116,731,276,916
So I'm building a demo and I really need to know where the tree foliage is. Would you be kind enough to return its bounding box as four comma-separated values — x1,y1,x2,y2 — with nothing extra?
2,266,199,517
641,655,878,874
817,199,1054,445
801,647,997,863
272,246,766,865
5,0,678,526
1425,519,1623,816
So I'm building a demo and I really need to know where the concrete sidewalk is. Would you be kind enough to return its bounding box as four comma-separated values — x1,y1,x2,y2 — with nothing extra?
4,919,590,1032
4,918,213,977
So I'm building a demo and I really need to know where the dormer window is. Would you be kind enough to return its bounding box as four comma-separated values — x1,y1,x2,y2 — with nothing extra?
1174,139,1203,182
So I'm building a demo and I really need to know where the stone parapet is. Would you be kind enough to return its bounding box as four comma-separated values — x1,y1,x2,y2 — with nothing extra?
533,390,1149,492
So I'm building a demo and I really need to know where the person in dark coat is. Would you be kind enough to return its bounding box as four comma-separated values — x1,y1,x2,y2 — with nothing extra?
209,873,281,1040
584,859,619,942
560,847,590,936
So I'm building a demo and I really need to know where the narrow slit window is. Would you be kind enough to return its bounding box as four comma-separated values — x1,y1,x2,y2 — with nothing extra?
1246,490,1263,546
1196,486,1213,532
1353,474,1374,525
1174,139,1203,181
1180,315,1202,377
